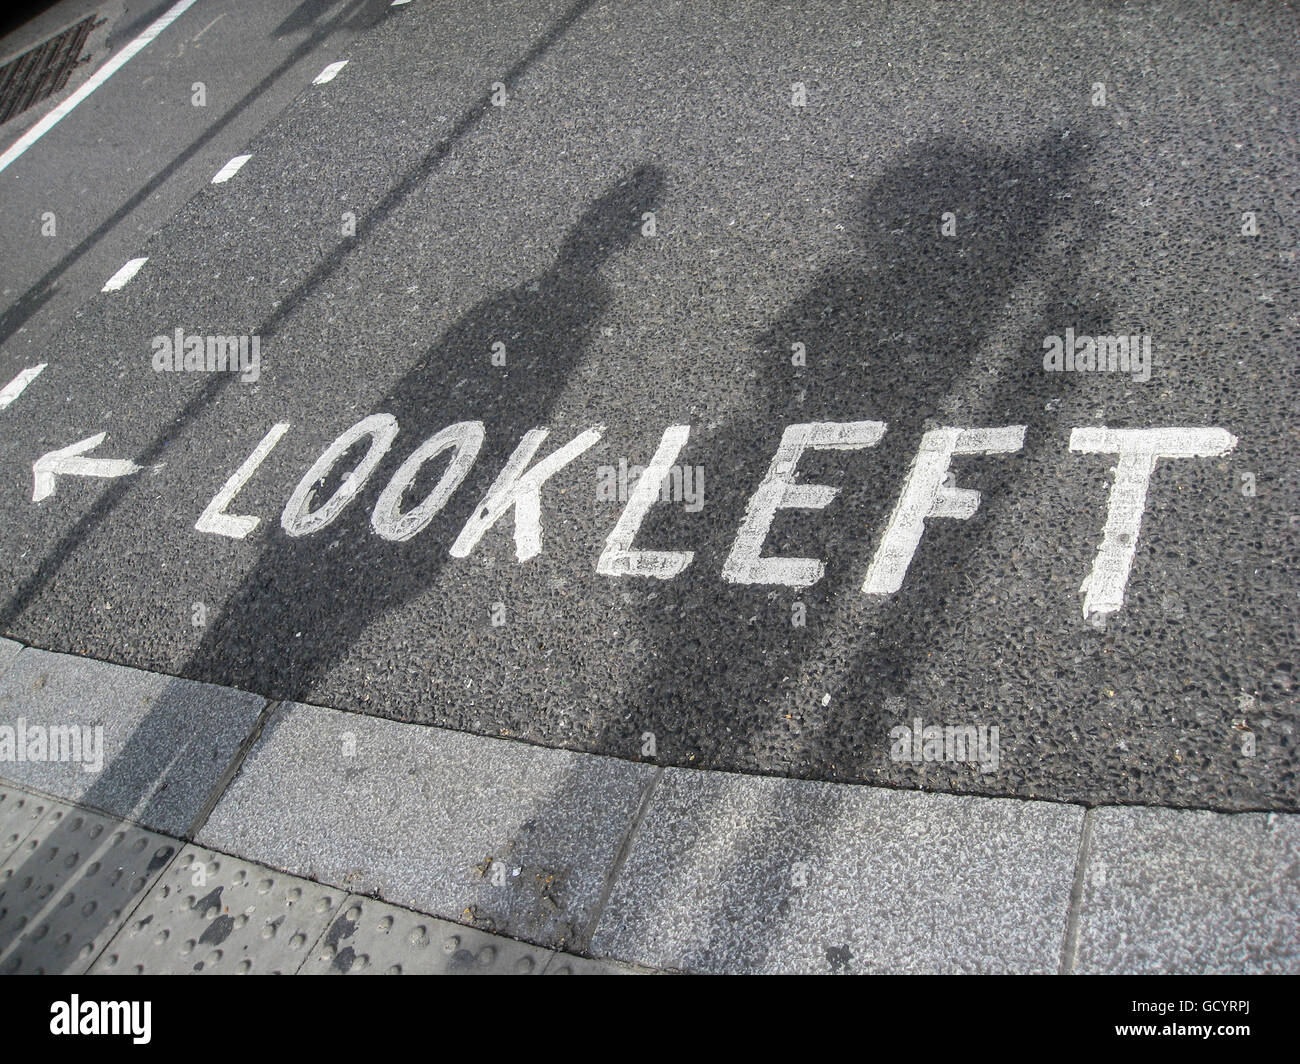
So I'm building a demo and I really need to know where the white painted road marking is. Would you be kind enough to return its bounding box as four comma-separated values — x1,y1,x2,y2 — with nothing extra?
723,421,888,587
195,422,292,539
282,414,399,537
174,416,1245,617
313,61,350,85
598,424,696,579
32,433,142,502
0,364,47,410
211,154,252,184
450,425,605,562
862,425,1027,595
1070,426,1238,618
372,421,484,542
0,0,200,176
101,257,148,292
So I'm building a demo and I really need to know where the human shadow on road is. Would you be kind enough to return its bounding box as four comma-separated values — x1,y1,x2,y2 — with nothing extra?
0,163,666,971
564,129,1111,969
182,165,666,701
610,131,1106,780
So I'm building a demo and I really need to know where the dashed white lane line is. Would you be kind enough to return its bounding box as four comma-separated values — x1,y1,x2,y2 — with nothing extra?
101,257,149,292
0,0,200,177
313,61,350,85
211,154,252,184
0,364,47,409
390,1,412,6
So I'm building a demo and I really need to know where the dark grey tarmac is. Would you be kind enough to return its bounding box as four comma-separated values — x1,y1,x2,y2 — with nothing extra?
0,0,1295,811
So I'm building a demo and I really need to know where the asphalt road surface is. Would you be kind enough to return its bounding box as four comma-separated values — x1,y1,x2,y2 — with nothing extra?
0,0,1295,811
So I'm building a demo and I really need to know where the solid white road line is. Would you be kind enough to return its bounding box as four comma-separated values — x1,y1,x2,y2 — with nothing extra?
211,154,252,184
313,61,349,85
0,364,47,409
0,0,200,177
101,257,148,292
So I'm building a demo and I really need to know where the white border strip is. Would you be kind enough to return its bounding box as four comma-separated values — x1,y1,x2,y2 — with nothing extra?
0,0,200,177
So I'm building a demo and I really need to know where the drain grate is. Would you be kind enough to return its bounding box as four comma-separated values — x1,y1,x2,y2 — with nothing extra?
0,15,96,126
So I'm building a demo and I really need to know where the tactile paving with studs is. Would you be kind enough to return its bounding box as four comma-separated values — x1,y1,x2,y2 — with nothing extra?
93,846,346,974
0,803,175,973
0,782,53,866
303,895,558,975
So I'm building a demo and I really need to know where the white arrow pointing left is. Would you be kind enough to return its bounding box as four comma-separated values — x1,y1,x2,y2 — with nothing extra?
32,433,142,502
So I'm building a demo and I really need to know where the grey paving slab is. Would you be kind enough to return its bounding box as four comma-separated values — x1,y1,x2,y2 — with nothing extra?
542,951,652,975
302,895,557,975
0,648,265,836
92,844,346,975
0,639,21,677
592,768,1084,974
1074,806,1300,974
0,804,176,974
0,781,58,868
199,701,655,951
